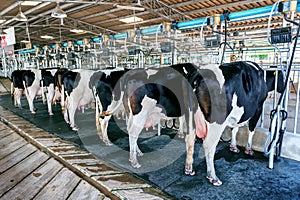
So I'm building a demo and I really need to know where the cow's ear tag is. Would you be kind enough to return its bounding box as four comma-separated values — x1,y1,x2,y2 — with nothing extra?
273,71,276,75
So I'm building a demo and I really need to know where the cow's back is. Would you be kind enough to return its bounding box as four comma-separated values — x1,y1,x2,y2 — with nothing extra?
123,66,192,117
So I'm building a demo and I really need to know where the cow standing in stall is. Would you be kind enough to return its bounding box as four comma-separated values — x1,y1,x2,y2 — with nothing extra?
11,70,28,108
62,69,96,131
40,68,59,115
89,69,129,145
229,68,285,155
11,68,58,115
118,61,270,186
62,67,128,135
120,64,198,173
53,68,69,109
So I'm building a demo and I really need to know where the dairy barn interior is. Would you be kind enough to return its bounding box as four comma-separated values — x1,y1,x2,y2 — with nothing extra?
0,0,299,199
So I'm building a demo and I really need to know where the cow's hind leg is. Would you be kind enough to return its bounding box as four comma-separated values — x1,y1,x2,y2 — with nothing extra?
24,86,37,114
63,97,70,124
185,131,196,175
67,94,80,131
14,88,22,108
128,123,144,168
229,127,240,153
245,130,255,156
203,123,224,186
46,84,55,115
245,105,263,156
95,96,103,140
28,93,37,114
178,115,185,139
101,116,113,146
127,111,147,167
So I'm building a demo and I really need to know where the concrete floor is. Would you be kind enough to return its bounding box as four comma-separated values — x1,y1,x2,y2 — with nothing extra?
0,94,299,200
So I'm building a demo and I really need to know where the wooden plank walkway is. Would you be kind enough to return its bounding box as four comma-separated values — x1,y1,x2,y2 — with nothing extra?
0,121,108,200
0,106,172,200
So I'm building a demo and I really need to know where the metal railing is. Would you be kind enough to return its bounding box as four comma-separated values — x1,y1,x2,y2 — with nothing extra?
261,67,300,134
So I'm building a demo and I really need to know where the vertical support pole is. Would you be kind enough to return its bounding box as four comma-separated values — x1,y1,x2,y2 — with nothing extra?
172,30,177,65
293,71,300,133
2,47,7,77
137,52,141,68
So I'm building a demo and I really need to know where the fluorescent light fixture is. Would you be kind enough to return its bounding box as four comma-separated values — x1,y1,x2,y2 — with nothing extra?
70,29,87,34
41,35,54,40
116,5,145,11
119,16,143,24
51,3,67,18
21,1,41,6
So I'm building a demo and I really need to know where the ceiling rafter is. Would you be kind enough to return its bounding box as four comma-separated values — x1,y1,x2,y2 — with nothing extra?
142,0,193,22
13,2,118,42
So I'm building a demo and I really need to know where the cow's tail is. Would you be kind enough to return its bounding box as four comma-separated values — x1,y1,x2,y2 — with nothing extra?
22,80,29,99
41,80,46,104
10,82,14,95
99,91,124,117
100,72,127,117
61,84,65,110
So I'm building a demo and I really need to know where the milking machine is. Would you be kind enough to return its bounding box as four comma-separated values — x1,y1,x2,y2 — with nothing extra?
264,0,299,169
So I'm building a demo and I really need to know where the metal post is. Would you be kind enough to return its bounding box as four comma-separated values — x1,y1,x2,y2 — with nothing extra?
172,30,177,65
293,72,300,133
2,48,7,77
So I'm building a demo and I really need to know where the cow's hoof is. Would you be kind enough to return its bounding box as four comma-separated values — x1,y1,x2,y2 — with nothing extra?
130,161,141,168
49,112,54,116
185,169,195,176
31,111,36,115
97,134,103,140
245,149,254,156
229,145,240,153
104,140,113,146
206,176,222,186
177,132,185,139
72,126,79,131
137,151,144,157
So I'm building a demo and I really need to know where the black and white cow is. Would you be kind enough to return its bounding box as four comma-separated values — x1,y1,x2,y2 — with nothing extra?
62,68,126,132
11,69,28,108
119,61,270,186
40,68,59,115
229,68,285,155
266,69,285,95
89,69,129,145
53,68,69,109
62,69,96,130
11,68,58,115
120,64,198,174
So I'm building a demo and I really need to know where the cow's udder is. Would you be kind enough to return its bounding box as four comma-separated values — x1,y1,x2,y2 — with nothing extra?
194,107,207,139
